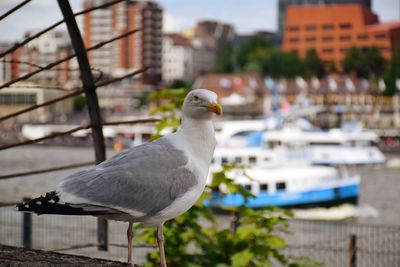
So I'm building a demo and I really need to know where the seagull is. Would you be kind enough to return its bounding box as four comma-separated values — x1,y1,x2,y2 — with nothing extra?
17,89,222,267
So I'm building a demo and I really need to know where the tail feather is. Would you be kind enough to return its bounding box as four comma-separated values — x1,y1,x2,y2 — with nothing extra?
17,191,119,216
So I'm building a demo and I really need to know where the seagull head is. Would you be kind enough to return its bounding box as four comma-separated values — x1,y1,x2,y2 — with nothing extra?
183,89,222,119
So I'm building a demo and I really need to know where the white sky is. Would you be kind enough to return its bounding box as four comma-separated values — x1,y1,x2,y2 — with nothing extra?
0,0,398,42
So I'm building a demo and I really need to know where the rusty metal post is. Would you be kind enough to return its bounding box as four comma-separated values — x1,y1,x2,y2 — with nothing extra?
22,198,32,249
57,0,108,251
349,234,357,267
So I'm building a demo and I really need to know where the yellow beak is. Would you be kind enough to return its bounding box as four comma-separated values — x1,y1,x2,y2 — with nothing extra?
207,103,223,115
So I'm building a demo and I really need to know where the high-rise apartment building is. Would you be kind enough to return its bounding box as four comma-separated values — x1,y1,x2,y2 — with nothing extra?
83,0,162,85
278,0,371,36
283,4,400,69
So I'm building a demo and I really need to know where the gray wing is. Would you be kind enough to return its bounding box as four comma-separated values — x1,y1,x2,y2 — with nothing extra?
59,138,197,216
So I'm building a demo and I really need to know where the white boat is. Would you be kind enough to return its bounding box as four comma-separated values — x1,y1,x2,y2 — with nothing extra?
215,119,385,166
208,147,360,208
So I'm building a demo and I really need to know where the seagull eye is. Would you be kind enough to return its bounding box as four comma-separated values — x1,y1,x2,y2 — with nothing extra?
193,95,199,101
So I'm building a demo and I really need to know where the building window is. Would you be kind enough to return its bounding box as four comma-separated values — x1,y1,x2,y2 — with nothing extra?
306,36,316,43
358,34,369,40
322,24,334,30
340,47,348,53
249,156,257,165
305,25,317,31
234,157,242,164
339,23,352,30
288,26,299,32
339,35,351,41
375,33,388,40
289,37,300,43
322,48,334,54
322,36,334,42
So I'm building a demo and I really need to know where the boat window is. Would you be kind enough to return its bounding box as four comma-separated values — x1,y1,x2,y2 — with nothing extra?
276,182,286,191
222,157,229,164
268,141,280,149
260,183,268,192
249,156,257,165
310,142,340,146
232,131,255,137
244,184,252,191
234,157,242,164
212,187,220,193
264,157,270,162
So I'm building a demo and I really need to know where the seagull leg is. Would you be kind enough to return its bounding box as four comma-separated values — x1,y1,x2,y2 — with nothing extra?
127,222,134,266
157,224,167,267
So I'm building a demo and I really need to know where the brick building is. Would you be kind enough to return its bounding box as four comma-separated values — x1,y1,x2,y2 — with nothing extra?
278,0,371,36
283,4,400,69
83,0,162,85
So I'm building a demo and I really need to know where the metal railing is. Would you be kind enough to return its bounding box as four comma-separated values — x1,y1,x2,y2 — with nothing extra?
284,219,400,267
0,0,158,252
1,205,400,266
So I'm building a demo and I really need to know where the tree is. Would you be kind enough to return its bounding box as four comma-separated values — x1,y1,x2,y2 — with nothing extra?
214,36,317,78
236,36,272,72
328,61,338,74
342,47,366,77
304,49,325,78
364,47,385,78
263,49,305,78
342,46,386,78
384,48,400,96
73,94,86,111
169,79,191,89
214,48,235,73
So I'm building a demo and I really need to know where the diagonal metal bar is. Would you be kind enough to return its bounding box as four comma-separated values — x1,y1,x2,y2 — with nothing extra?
103,118,159,126
0,118,159,151
0,124,90,151
0,161,95,180
0,89,83,122
86,28,141,52
0,0,31,22
0,67,148,123
0,54,76,90
0,0,125,59
3,59,105,83
5,84,69,91
95,66,149,87
0,28,141,91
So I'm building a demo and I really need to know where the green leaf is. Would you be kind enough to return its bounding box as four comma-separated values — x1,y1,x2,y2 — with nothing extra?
266,235,287,249
231,249,254,267
236,224,256,240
